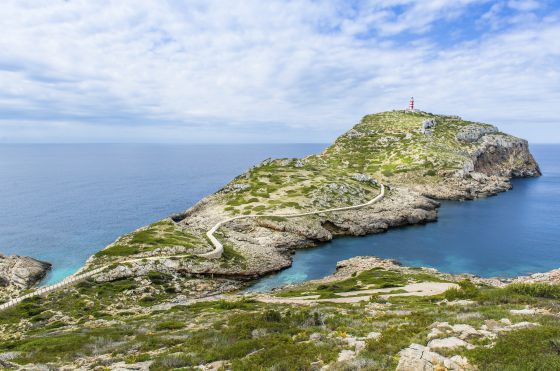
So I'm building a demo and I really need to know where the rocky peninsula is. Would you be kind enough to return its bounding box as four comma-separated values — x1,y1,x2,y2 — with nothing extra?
2,110,556,371
82,110,540,285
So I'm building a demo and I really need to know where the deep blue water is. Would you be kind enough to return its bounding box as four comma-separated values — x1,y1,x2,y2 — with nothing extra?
0,144,558,289
0,144,325,284
249,144,560,291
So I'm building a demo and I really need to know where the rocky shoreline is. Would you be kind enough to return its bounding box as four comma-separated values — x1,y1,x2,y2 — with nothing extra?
277,255,560,293
0,254,51,302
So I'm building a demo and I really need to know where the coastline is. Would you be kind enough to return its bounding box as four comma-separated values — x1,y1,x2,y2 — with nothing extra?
1,112,549,304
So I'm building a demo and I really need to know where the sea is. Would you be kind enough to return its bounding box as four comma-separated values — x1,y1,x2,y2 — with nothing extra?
0,143,558,289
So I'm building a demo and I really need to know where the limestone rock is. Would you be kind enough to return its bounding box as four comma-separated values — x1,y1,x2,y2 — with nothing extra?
396,343,472,371
512,269,560,284
345,129,364,139
510,308,539,315
427,337,472,350
420,119,437,135
366,332,381,340
457,124,498,142
337,349,356,362
110,361,153,370
0,254,51,289
352,173,378,185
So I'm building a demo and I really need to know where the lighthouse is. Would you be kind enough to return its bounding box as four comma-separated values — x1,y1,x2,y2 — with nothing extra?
409,97,414,111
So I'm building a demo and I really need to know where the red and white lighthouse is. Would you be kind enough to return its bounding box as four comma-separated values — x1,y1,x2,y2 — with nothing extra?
409,97,414,111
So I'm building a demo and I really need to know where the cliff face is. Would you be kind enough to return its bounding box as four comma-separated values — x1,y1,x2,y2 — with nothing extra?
472,135,540,177
0,254,51,289
84,111,541,283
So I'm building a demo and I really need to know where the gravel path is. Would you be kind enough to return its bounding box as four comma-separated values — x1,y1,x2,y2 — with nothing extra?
255,282,458,305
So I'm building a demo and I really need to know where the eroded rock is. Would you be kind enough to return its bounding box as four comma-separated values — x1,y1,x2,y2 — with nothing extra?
0,254,51,289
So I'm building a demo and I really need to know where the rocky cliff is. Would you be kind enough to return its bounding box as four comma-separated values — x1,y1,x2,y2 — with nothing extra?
0,254,51,289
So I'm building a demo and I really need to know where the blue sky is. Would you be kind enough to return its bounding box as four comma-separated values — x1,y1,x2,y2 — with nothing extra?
0,0,559,143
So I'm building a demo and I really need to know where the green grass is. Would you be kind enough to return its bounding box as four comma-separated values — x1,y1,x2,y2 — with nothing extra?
95,244,140,257
93,220,208,259
464,324,560,370
444,281,560,304
155,320,185,331
275,268,446,298
2,267,559,370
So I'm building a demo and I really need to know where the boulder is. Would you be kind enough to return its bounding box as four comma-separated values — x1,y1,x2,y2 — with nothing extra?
457,124,498,142
427,337,472,350
420,119,437,134
0,254,51,289
396,343,472,370
337,349,356,362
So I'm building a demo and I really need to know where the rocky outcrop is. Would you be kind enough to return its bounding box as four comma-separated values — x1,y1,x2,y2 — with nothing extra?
79,111,542,288
512,269,560,284
176,187,439,277
0,254,51,289
420,119,437,135
411,132,540,200
472,134,541,177
457,124,498,142
397,343,472,370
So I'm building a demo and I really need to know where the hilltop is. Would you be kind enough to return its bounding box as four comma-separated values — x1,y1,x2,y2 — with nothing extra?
0,111,552,371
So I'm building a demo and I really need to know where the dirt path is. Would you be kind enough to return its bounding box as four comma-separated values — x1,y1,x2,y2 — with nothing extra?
255,282,458,305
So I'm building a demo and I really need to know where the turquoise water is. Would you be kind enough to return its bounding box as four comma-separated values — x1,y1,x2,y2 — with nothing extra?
0,144,558,288
249,145,560,291
0,144,325,284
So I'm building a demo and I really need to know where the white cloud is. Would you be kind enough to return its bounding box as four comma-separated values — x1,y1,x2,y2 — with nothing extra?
507,0,541,11
0,0,558,143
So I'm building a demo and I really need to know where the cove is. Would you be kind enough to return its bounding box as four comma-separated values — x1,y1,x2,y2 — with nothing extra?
248,145,560,292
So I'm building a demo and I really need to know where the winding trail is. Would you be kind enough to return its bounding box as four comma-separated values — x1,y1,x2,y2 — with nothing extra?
202,184,385,258
0,184,385,312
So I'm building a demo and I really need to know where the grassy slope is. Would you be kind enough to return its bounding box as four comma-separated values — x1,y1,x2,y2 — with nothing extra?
219,111,502,215
1,268,559,370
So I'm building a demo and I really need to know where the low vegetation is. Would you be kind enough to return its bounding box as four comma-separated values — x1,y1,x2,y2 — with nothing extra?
218,111,500,215
91,220,210,263
2,264,559,370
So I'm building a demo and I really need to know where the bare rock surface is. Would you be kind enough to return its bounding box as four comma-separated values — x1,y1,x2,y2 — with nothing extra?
456,124,498,142
0,254,51,289
396,343,472,370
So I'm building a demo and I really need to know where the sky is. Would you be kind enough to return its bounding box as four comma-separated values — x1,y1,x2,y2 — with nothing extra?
0,0,559,143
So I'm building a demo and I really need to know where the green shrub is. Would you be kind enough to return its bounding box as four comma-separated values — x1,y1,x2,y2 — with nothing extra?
147,271,172,285
94,245,139,257
443,280,478,300
506,283,560,299
156,320,185,331
0,296,43,323
262,310,282,322
465,326,560,370
215,298,256,310
151,353,192,370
